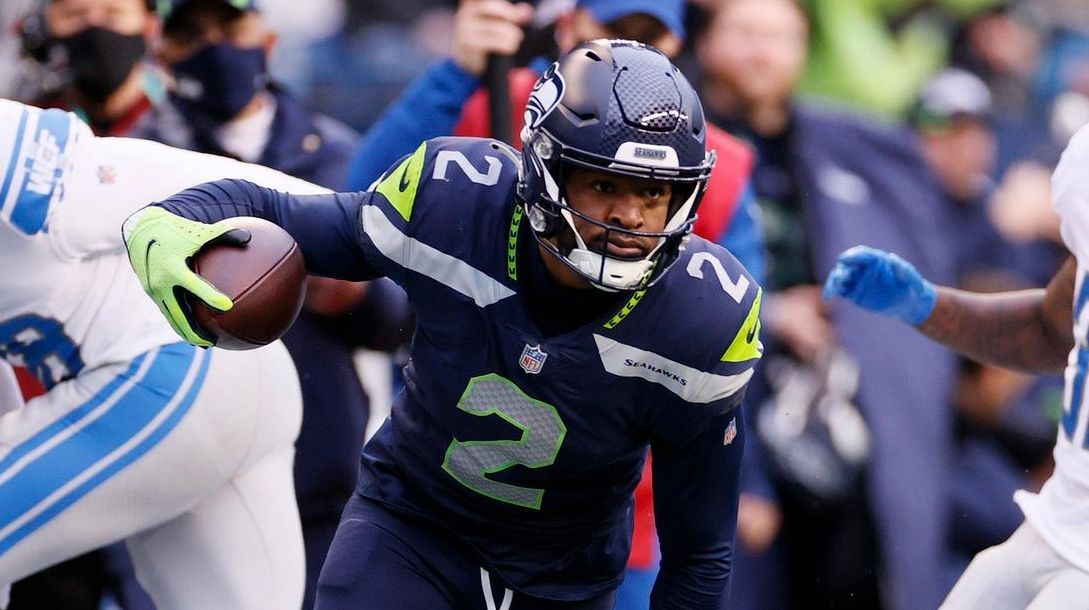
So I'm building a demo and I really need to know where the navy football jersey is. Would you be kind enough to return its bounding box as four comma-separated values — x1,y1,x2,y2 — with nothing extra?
350,137,761,597
157,137,762,601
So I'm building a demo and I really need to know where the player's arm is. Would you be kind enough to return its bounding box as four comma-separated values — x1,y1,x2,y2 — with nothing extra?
824,246,1074,373
151,179,372,280
122,178,375,345
649,409,745,609
645,253,762,606
51,130,328,259
919,258,1074,371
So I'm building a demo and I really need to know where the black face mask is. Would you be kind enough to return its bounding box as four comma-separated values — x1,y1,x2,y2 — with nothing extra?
58,28,147,103
171,44,269,124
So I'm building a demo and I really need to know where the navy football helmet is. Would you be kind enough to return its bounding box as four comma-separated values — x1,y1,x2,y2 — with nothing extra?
518,39,715,291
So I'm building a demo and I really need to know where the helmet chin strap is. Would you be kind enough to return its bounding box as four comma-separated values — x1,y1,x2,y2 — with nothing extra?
558,206,663,291
566,249,652,292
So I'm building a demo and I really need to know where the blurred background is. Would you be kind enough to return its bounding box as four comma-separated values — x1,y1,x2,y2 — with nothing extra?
2,0,1088,609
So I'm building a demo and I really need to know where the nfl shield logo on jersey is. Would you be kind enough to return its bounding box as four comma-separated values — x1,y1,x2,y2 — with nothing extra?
519,344,548,375
723,417,738,446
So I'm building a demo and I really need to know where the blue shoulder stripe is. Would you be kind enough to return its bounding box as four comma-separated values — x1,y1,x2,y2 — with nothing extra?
2,108,74,236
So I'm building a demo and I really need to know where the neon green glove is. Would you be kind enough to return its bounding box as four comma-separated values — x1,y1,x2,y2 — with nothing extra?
123,207,251,347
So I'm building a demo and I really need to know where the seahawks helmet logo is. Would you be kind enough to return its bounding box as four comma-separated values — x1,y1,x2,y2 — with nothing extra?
524,63,566,130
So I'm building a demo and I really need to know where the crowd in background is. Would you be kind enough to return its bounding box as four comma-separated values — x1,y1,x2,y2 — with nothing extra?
3,0,1089,609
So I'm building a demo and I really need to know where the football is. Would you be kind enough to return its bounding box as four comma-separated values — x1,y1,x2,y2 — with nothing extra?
187,216,306,350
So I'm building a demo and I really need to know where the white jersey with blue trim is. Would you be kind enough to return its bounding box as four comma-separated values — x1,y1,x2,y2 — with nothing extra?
0,99,327,387
1015,123,1089,573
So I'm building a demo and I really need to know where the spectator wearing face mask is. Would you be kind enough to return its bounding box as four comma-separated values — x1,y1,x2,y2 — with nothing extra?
157,0,358,188
29,0,187,139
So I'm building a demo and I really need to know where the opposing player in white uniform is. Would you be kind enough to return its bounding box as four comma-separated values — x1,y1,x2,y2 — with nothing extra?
0,99,327,610
824,124,1089,608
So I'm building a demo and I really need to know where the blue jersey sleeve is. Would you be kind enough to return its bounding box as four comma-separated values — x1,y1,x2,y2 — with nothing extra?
156,178,376,281
351,137,521,297
344,59,480,191
650,409,745,609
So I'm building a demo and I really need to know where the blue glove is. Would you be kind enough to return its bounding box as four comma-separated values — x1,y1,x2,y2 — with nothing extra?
822,245,937,325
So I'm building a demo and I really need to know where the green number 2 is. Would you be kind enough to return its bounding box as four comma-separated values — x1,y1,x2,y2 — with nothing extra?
442,374,567,510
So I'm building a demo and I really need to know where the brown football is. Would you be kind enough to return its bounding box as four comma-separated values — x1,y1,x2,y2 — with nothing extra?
187,216,306,350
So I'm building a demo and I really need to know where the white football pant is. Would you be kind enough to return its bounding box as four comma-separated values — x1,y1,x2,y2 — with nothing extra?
0,342,304,610
941,521,1089,610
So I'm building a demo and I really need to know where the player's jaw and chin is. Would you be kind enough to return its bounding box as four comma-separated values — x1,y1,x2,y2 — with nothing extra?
542,216,663,291
541,188,670,290
556,218,658,261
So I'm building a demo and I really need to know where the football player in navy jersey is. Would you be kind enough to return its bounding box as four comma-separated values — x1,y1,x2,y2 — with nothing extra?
124,40,763,610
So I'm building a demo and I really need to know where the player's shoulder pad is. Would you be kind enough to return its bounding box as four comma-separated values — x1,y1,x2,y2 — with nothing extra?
659,236,763,370
368,136,520,228
0,100,86,236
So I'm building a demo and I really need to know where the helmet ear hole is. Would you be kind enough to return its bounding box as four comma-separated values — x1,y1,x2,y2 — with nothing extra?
527,202,560,238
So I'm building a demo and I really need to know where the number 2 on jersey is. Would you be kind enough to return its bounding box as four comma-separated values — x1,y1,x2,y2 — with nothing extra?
686,252,750,303
432,150,502,186
442,374,567,510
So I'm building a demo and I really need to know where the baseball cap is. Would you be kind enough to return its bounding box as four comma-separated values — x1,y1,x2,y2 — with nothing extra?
912,68,993,131
576,0,686,41
156,0,258,23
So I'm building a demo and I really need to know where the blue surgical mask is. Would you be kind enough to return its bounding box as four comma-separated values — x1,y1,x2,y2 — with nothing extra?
171,43,269,123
